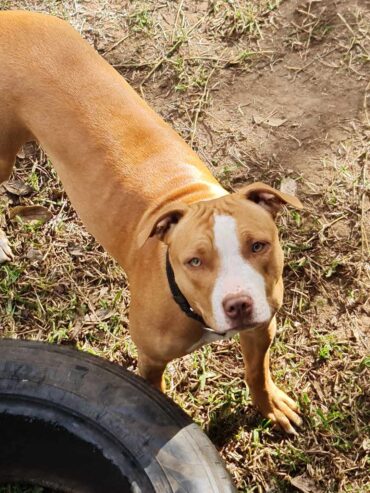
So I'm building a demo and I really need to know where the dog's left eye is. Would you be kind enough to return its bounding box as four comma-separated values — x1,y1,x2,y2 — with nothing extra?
251,242,266,253
188,257,202,267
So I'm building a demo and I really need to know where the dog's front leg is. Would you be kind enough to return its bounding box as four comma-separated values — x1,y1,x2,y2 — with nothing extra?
137,349,168,392
240,318,302,434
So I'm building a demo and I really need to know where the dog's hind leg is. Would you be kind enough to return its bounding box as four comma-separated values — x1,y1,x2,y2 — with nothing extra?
0,229,13,263
0,154,16,263
0,142,17,184
0,126,30,263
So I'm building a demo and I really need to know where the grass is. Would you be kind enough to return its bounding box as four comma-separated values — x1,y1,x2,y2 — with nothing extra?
1,1,369,491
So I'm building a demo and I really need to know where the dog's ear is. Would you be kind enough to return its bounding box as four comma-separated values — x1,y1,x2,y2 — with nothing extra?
137,203,189,249
238,182,303,218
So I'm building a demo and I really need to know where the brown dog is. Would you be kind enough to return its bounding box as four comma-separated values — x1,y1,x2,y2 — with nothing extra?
0,11,303,433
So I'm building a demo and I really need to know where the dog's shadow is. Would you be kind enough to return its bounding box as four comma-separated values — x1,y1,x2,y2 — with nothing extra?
205,403,283,447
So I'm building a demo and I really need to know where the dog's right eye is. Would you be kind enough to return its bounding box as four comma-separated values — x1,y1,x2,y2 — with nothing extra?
188,257,202,267
251,242,266,253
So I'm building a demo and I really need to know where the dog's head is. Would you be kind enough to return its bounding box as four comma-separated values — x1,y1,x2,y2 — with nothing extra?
137,183,302,334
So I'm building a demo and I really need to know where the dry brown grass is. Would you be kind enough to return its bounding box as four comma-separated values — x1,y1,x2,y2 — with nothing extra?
0,1,369,492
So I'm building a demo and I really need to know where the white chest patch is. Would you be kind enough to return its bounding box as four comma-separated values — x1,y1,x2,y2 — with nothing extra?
211,214,271,331
186,328,238,353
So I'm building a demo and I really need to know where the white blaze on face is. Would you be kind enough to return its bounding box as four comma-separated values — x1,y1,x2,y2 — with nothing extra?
211,214,271,331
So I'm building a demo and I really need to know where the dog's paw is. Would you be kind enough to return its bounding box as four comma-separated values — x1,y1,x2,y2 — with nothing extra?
0,230,13,264
253,383,302,435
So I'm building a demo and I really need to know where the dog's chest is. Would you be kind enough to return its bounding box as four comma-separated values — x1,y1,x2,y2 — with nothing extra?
186,329,238,353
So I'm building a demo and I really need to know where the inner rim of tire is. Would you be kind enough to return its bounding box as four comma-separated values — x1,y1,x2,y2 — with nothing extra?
0,393,156,493
0,413,133,493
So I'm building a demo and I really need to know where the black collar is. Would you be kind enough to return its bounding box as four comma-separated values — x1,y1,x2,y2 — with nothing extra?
165,251,206,326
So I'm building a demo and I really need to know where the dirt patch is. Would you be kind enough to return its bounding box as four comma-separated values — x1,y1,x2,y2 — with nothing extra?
207,0,368,180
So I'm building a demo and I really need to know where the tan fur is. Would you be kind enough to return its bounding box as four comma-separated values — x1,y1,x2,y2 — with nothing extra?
0,11,303,433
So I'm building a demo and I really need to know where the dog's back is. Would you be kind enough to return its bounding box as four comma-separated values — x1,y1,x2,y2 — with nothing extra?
0,11,225,266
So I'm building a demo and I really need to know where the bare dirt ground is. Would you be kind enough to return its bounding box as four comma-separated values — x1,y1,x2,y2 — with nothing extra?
0,1,369,492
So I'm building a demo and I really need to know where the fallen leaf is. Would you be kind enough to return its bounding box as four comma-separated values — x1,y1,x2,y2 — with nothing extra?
16,149,26,159
4,179,34,197
50,188,65,200
253,114,287,127
84,308,113,323
68,246,84,257
70,321,84,339
290,474,318,493
267,117,287,127
10,205,53,223
312,380,325,401
280,177,297,196
96,308,113,321
362,438,370,451
26,247,43,262
99,286,109,297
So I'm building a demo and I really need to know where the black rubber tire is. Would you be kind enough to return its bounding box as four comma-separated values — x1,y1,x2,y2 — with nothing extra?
0,339,235,493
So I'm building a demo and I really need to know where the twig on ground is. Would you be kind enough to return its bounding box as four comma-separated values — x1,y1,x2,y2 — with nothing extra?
139,17,204,96
360,160,369,256
364,80,370,127
190,67,217,147
102,34,131,55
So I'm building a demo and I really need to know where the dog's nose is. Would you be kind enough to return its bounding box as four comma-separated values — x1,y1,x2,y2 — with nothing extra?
223,294,253,322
